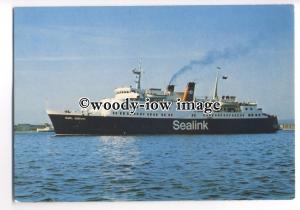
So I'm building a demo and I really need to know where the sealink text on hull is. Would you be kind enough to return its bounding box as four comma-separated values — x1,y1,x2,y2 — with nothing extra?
47,65,279,135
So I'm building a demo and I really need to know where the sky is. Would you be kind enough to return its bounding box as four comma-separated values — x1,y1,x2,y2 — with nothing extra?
14,5,294,124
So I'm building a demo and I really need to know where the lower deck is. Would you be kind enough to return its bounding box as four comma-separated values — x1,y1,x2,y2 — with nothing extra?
49,114,279,135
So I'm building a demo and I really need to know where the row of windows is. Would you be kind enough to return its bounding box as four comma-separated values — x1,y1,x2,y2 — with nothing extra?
111,112,260,118
112,112,173,117
117,91,131,94
245,107,254,111
196,113,261,117
204,113,245,117
248,113,261,117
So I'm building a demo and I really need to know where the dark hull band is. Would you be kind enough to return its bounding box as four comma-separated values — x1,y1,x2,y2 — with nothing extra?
48,114,279,135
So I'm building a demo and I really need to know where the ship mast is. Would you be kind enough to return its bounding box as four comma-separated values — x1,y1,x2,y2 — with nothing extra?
213,67,220,100
132,60,142,90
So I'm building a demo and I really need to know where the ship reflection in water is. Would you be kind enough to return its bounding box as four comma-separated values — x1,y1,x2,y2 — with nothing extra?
14,131,294,201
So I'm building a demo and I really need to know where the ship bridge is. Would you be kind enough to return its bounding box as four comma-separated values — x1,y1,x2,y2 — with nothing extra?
114,87,142,100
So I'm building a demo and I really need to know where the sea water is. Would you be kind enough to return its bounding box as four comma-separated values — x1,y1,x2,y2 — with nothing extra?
14,131,294,201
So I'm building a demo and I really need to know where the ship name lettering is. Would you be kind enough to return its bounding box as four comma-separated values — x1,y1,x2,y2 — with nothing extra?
172,120,208,131
74,117,86,120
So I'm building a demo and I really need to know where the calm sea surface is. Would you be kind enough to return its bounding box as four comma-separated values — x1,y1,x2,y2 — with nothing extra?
14,131,294,201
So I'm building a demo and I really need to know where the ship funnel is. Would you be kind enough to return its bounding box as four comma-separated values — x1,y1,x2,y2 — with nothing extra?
182,82,195,101
167,84,175,94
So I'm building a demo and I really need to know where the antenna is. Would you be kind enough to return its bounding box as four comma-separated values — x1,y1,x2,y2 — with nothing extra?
213,67,221,100
138,58,142,72
132,59,142,90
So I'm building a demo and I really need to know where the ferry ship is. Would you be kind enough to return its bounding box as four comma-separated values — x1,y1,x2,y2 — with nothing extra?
47,65,279,135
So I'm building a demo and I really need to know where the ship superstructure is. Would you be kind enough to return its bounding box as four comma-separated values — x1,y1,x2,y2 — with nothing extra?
47,65,279,135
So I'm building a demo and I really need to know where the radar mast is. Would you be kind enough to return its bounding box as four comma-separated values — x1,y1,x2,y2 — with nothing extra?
132,59,142,90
